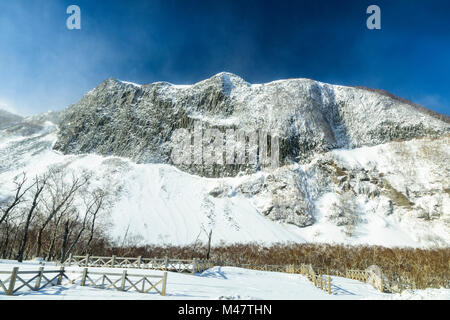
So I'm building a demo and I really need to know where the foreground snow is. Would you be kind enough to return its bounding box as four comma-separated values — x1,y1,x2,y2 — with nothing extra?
0,260,448,300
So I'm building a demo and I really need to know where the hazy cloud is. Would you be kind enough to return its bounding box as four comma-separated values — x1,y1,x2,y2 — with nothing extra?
0,0,449,116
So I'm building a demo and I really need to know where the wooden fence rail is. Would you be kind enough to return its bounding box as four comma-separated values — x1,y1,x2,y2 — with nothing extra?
346,269,370,283
64,254,212,274
0,267,167,296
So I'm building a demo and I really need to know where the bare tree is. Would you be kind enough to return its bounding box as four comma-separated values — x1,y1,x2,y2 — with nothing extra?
1,165,115,261
206,229,212,260
201,225,213,260
190,229,203,258
0,173,34,225
0,216,12,258
16,175,47,262
34,168,89,258
59,216,72,263
45,202,72,260
64,199,93,258
4,219,21,259
83,188,111,254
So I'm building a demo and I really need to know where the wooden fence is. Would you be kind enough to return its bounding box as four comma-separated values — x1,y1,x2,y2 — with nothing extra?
69,268,167,295
228,263,332,294
228,262,416,294
0,267,167,296
232,262,419,294
0,267,68,296
300,264,332,295
52,253,427,295
63,254,213,274
1,259,422,297
343,268,418,293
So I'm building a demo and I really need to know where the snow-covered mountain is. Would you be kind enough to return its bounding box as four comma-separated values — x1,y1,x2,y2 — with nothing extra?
0,110,23,130
0,73,449,247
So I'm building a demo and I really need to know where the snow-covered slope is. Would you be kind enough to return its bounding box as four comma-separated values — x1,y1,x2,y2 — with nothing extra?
0,73,449,248
0,110,22,130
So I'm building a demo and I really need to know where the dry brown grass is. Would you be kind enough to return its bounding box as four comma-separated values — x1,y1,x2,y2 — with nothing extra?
103,242,450,290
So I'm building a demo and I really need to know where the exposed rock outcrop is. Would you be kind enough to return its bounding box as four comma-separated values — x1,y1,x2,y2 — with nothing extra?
52,73,449,177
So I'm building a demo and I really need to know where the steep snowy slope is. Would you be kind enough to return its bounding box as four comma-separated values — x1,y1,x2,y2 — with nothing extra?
0,73,449,248
1,119,448,247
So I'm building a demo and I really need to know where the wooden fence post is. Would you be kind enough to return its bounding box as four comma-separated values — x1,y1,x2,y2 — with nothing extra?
328,275,332,295
81,268,88,286
161,271,167,296
57,266,64,285
192,258,197,274
137,256,142,269
34,266,44,291
111,255,116,268
101,274,106,289
141,276,145,293
7,267,19,296
120,270,127,291
85,254,90,267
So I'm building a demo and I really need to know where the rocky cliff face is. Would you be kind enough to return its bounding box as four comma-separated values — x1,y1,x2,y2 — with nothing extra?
208,134,449,234
53,73,449,177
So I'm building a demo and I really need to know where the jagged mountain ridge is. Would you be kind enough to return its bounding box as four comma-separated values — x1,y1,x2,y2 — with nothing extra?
0,73,449,247
53,73,449,177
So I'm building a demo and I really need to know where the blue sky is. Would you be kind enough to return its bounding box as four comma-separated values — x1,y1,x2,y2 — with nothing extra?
0,0,449,116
